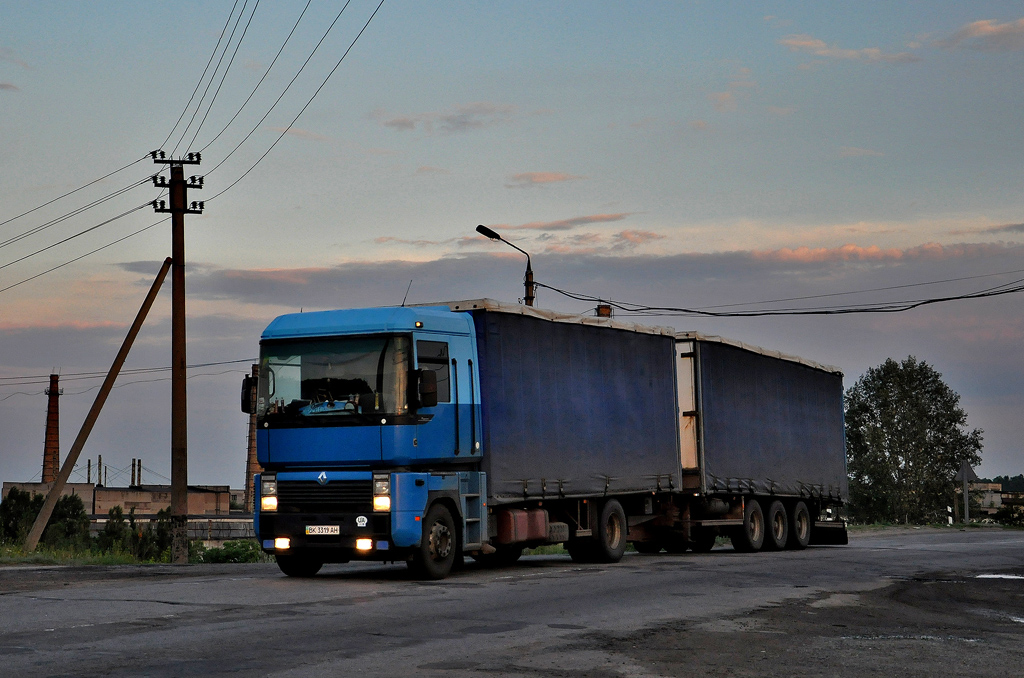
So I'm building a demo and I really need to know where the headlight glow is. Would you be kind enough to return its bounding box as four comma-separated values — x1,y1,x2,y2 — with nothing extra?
373,495,391,512
274,537,290,550
355,538,373,551
373,473,391,512
261,496,278,511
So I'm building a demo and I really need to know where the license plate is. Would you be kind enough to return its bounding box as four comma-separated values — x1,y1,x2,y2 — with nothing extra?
305,525,340,536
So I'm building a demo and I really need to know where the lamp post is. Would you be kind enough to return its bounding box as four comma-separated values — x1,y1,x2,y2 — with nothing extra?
476,224,535,306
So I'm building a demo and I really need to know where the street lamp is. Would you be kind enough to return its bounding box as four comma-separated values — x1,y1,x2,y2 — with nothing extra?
476,225,535,306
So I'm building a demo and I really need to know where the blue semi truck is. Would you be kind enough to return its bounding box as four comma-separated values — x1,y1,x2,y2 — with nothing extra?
243,299,848,579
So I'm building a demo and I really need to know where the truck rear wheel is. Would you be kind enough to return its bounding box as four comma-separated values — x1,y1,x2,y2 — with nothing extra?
595,499,627,563
763,500,788,551
276,554,323,577
787,501,811,550
689,528,717,553
408,503,457,580
730,499,764,552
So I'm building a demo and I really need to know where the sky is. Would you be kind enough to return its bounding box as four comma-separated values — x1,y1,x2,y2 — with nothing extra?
1,1,1023,490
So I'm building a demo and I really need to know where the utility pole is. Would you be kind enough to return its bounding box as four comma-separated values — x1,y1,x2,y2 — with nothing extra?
152,150,204,564
244,363,262,513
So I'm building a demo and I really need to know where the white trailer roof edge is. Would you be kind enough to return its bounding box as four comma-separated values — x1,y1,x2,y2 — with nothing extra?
423,298,843,376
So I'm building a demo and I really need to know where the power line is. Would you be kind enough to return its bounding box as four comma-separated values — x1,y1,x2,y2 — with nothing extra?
208,0,386,201
0,178,150,251
0,202,151,272
204,0,358,180
160,0,243,149
0,359,257,386
0,217,167,295
533,277,1024,318
0,156,148,231
184,0,262,153
697,266,1024,310
200,1,314,153
172,0,252,155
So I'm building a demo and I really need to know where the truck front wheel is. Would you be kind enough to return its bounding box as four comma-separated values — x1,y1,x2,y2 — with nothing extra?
730,499,764,552
408,503,457,580
595,499,627,563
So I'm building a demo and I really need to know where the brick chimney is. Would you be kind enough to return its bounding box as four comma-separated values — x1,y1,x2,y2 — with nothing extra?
42,374,62,483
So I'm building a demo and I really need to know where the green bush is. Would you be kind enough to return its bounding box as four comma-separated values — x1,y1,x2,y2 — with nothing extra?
0,488,45,545
200,539,264,563
41,494,91,550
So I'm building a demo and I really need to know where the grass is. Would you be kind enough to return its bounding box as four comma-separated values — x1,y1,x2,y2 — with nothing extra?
0,545,145,566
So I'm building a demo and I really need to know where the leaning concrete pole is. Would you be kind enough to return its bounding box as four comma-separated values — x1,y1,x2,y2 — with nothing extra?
24,258,172,552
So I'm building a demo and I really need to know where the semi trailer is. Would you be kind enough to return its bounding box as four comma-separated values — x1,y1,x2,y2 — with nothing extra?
245,299,848,579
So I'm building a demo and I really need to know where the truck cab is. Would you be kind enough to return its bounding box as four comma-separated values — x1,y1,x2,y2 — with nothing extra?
246,305,486,579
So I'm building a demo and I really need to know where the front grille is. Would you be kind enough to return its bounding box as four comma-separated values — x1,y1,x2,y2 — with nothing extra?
277,480,372,513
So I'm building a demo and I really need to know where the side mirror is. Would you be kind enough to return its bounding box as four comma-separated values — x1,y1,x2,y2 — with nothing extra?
241,375,254,414
417,368,438,408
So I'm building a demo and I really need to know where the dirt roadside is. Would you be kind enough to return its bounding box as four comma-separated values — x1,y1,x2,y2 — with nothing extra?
597,569,1024,677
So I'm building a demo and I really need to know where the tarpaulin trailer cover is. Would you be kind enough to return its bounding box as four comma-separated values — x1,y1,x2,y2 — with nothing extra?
693,339,848,500
469,308,681,504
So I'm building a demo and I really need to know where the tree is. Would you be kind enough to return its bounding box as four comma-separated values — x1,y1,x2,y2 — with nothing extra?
41,494,91,550
0,488,44,545
845,356,982,524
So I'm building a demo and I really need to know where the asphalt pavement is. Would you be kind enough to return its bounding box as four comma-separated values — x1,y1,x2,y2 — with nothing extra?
1,526,1022,677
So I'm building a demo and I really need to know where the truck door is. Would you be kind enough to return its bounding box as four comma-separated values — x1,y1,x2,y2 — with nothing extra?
412,339,457,461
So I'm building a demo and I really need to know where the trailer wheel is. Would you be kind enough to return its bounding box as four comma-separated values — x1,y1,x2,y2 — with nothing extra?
730,499,764,552
633,540,664,554
595,499,627,563
689,528,717,553
764,500,788,551
408,503,457,580
276,554,323,577
787,501,811,550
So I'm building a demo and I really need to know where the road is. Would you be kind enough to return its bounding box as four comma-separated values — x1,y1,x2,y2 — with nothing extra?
1,527,1022,677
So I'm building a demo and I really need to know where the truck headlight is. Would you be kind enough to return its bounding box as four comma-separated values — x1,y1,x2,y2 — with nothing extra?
373,474,390,512
261,474,277,512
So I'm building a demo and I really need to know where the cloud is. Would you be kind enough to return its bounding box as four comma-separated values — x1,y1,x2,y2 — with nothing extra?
374,235,454,247
752,242,1006,264
949,222,1024,235
690,120,709,131
0,48,29,69
780,34,921,63
839,146,884,157
708,91,737,112
613,230,666,247
372,102,516,135
0,83,18,92
505,172,583,189
415,165,451,175
937,19,1024,51
266,127,332,143
499,213,632,232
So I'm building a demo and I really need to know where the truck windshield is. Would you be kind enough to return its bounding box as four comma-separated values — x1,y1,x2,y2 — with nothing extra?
257,335,410,420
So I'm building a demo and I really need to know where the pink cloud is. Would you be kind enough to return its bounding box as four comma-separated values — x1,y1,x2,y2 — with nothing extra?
498,213,631,232
708,91,737,112
0,83,18,92
780,34,921,63
505,172,584,188
752,242,1004,264
372,102,516,134
614,230,665,246
937,19,1024,51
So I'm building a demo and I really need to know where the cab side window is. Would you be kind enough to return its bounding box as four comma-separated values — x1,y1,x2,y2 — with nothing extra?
416,340,451,403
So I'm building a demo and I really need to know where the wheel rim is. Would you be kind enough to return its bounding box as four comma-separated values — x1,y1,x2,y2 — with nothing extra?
749,511,763,543
796,512,810,541
773,512,786,541
605,514,622,550
429,521,453,560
